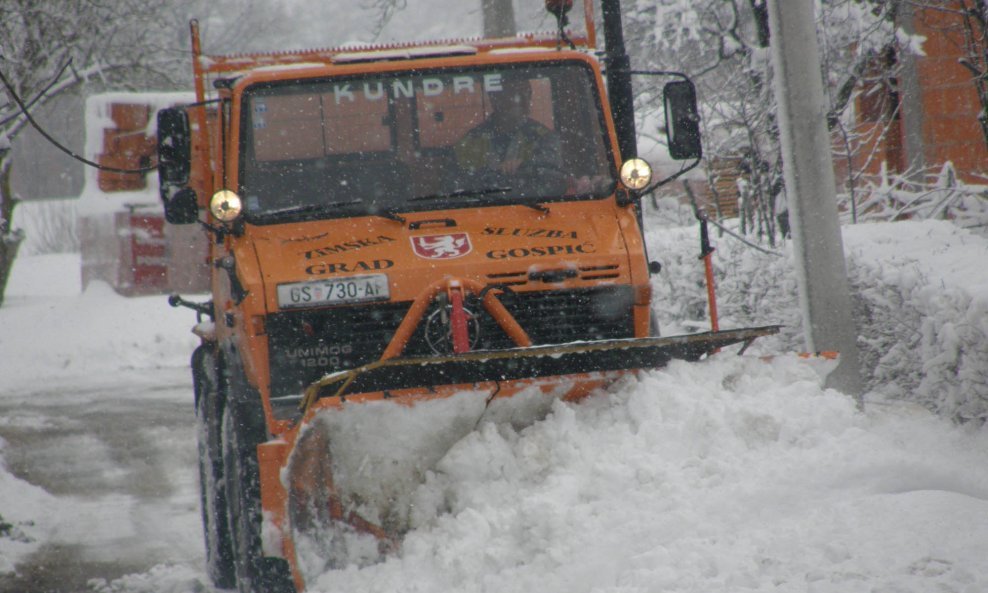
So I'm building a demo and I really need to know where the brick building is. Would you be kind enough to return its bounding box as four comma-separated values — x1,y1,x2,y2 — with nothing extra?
844,2,988,185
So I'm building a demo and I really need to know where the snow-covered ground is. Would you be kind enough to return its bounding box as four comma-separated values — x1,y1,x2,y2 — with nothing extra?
1,217,987,593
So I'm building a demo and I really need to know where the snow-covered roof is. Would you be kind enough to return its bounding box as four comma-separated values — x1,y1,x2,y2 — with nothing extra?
78,91,194,217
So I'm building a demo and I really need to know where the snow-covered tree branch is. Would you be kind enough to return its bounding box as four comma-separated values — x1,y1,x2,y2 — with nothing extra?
0,0,293,306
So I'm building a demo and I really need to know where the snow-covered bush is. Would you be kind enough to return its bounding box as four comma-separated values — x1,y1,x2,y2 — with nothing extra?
646,201,988,423
839,163,988,232
15,199,79,255
851,257,988,423
646,216,801,354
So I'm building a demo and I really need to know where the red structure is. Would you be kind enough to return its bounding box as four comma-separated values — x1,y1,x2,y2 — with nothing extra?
97,103,157,192
116,208,168,293
78,93,208,296
843,3,988,185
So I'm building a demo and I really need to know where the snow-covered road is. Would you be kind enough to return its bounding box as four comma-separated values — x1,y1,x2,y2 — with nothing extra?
0,369,203,593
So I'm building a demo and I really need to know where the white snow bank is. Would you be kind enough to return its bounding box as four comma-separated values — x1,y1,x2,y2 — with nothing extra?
308,354,988,593
646,217,988,421
844,221,988,420
844,220,988,297
0,447,62,575
0,253,199,395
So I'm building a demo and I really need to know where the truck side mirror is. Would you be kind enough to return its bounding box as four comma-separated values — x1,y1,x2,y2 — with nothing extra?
158,107,191,184
663,80,702,160
164,187,199,224
157,107,198,224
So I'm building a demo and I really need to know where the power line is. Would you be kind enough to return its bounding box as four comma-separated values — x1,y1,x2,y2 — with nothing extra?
0,66,155,175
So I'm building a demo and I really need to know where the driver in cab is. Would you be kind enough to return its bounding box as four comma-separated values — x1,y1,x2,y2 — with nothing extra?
453,75,566,193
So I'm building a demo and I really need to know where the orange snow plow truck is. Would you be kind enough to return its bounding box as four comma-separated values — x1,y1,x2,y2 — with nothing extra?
161,2,778,591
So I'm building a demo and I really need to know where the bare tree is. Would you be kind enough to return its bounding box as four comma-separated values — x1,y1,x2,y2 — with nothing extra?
0,1,183,304
0,0,294,306
626,0,787,243
625,0,903,239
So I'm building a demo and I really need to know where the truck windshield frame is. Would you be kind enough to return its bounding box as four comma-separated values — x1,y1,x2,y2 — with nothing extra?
237,60,617,223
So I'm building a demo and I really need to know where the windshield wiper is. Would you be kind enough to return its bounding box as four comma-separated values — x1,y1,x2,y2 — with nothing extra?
408,187,553,215
261,200,361,218
375,209,406,224
409,186,514,203
260,200,413,225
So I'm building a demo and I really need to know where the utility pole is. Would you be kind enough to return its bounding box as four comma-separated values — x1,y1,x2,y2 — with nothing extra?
766,0,864,397
482,0,516,38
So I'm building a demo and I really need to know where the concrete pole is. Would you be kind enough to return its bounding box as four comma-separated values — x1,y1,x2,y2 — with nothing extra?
482,0,517,38
766,0,864,397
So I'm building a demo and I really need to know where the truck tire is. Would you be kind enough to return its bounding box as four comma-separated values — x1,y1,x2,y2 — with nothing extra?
192,346,236,588
221,368,295,593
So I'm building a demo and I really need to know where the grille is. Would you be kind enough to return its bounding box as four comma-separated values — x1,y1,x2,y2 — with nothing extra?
486,263,622,286
485,287,634,346
266,286,634,398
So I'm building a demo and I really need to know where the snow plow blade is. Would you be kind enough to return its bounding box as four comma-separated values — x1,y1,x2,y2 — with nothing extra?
302,325,781,404
281,325,779,585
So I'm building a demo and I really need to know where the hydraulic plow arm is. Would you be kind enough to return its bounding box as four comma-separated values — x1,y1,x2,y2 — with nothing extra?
380,277,532,361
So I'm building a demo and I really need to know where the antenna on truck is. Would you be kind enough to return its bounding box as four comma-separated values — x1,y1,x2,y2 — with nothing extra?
545,0,577,49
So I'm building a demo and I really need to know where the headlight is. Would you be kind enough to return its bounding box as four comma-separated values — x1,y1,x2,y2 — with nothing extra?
620,158,652,191
210,190,243,222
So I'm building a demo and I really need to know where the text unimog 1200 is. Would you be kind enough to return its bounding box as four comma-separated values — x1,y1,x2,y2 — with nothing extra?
160,2,778,591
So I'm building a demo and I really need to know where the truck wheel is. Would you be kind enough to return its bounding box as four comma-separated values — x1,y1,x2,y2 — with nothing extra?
192,346,235,588
221,394,295,593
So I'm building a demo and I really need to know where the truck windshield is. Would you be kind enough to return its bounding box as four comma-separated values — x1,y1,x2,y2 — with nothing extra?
239,62,616,220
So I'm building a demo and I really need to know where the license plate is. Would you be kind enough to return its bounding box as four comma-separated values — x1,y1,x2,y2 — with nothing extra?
277,274,390,309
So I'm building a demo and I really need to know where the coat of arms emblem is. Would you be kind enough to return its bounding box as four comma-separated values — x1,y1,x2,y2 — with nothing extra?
410,233,472,259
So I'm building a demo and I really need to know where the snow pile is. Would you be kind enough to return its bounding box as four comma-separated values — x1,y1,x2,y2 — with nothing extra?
310,354,988,593
646,215,988,422
846,221,988,421
0,253,199,396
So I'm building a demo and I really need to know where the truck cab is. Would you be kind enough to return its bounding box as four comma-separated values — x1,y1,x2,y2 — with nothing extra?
164,45,674,432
